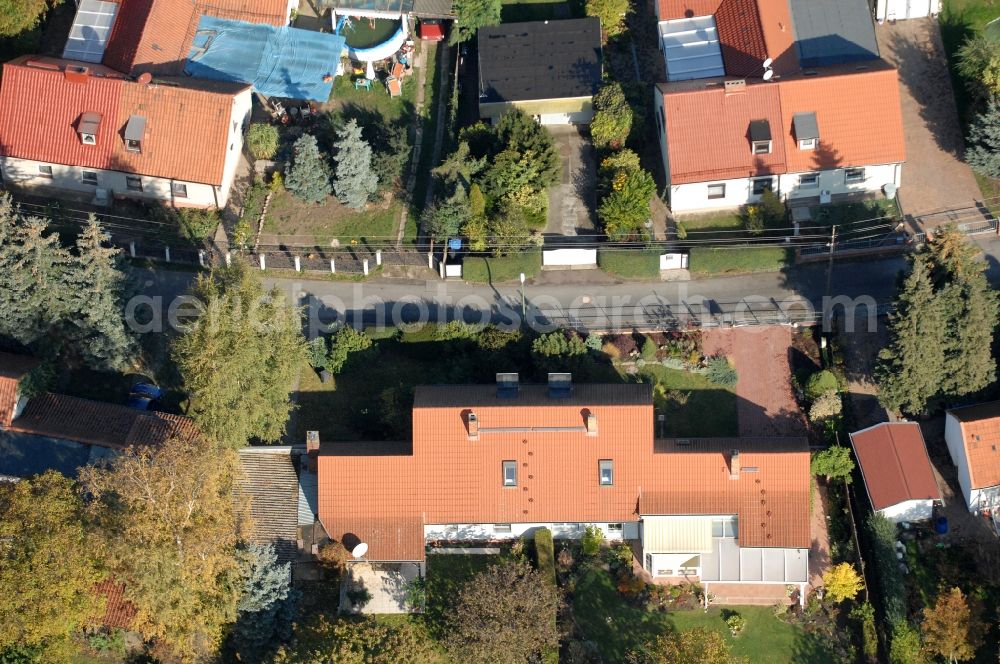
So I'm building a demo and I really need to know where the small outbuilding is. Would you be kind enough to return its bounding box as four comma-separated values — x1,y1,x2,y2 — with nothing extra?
477,17,602,125
873,0,940,23
850,422,941,523
945,401,1000,514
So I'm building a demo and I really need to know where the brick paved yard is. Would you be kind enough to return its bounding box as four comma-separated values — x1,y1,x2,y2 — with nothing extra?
703,326,807,437
876,19,985,225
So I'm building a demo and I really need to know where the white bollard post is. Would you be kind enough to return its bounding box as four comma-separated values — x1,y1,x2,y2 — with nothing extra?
428,252,433,268
198,250,206,268
164,246,171,263
376,249,382,266
363,259,369,276
294,256,301,272
439,261,445,279
259,254,266,270
330,258,336,274
129,241,136,258
225,252,232,266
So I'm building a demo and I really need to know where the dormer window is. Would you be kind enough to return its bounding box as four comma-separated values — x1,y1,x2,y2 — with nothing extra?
78,112,101,145
124,115,146,153
749,119,771,155
793,112,819,151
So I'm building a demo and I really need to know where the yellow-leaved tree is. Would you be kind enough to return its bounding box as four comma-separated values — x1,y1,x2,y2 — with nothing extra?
822,562,864,603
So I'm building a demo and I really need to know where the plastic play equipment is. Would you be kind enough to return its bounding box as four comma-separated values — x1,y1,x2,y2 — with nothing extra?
332,12,409,63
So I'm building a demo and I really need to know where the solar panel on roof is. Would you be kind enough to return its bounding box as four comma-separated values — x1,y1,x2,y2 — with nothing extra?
62,0,119,64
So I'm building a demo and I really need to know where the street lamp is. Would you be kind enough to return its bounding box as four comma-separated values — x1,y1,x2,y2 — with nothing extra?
519,272,526,324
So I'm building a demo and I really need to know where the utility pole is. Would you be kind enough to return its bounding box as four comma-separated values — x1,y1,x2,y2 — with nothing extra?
825,224,837,297
519,272,527,326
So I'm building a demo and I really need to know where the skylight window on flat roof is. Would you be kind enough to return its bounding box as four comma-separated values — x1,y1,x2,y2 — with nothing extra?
62,0,119,64
659,15,725,82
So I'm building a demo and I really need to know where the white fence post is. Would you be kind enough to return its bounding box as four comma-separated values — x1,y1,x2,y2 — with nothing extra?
439,260,445,279
129,241,136,258
198,250,206,268
376,250,382,266
294,256,301,272
259,254,266,270
330,258,336,274
363,259,369,276
164,246,171,263
225,252,232,266
428,252,433,269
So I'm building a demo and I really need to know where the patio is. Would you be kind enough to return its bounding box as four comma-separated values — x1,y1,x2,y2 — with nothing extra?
339,561,423,614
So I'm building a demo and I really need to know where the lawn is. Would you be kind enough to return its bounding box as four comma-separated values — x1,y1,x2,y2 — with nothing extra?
806,198,900,228
501,0,584,22
688,246,792,275
327,69,416,123
638,365,738,437
597,247,662,279
462,250,543,283
572,567,822,663
424,553,501,638
678,210,744,234
263,188,401,244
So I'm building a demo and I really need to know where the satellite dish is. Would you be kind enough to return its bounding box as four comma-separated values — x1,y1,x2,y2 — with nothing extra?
762,57,773,69
352,542,369,559
763,69,774,81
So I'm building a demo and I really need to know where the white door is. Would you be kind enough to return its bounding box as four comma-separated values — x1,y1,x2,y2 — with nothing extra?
906,0,931,17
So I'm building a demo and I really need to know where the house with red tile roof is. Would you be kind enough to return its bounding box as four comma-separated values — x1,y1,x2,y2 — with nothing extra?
945,402,1000,517
653,0,906,213
850,422,941,523
317,374,812,602
0,56,251,208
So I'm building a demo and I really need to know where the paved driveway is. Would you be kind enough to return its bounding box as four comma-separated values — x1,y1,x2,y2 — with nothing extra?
876,19,985,225
545,125,598,241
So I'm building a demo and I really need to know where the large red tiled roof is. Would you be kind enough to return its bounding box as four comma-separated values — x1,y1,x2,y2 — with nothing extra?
9,393,199,449
949,402,1000,490
103,0,289,76
318,384,811,561
661,63,906,184
850,423,941,511
0,56,248,186
0,352,39,428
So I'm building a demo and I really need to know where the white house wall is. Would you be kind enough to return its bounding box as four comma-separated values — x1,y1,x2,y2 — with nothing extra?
424,521,633,541
670,163,902,214
876,0,939,21
945,413,977,510
218,89,253,209
878,499,934,523
0,156,219,207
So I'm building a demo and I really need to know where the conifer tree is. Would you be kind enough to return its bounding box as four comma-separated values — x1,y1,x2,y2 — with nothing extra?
232,544,299,662
967,98,1000,178
285,134,332,204
332,119,378,210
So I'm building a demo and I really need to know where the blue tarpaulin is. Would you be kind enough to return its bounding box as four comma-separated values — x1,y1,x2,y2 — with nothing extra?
185,16,346,102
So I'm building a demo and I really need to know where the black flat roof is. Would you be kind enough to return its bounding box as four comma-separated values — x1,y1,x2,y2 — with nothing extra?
789,0,879,67
477,18,602,104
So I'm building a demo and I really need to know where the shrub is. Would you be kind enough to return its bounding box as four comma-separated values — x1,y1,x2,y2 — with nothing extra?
307,336,328,369
823,562,864,603
608,540,633,573
851,602,878,662
584,332,603,352
867,513,906,626
581,524,603,557
759,189,785,225
617,573,646,596
326,326,373,373
726,612,746,637
477,325,523,350
809,390,842,423
246,123,280,160
641,338,658,361
601,341,621,359
706,355,738,386
889,621,926,664
805,370,839,400
534,528,556,586
317,540,351,572
590,83,632,150
742,204,764,235
557,547,574,572
811,445,854,483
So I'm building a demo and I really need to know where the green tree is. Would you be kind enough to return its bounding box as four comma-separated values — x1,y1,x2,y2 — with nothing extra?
332,119,379,209
246,123,280,161
867,513,906,625
445,559,562,664
876,257,947,413
921,587,986,664
966,98,1000,178
285,134,332,204
80,437,245,661
423,191,468,245
889,622,926,664
643,627,749,664
325,326,373,374
482,148,544,202
531,330,588,373
450,0,501,44
581,524,603,556
810,445,854,483
232,544,299,662
808,390,842,424
492,111,561,188
804,369,839,400
69,218,136,370
598,167,655,241
0,472,104,656
488,204,533,256
585,0,629,37
822,562,863,603
173,261,308,448
600,148,642,175
957,36,1000,102
0,0,48,37
590,82,632,149
274,615,437,663
434,141,487,191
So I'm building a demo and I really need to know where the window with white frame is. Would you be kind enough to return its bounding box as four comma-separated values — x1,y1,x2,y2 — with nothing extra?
126,175,142,192
171,182,188,198
81,170,98,185
608,523,623,533
710,516,739,538
798,173,819,189
798,138,816,150
751,177,773,196
752,140,771,155
493,523,512,533
502,460,517,487
37,165,53,179
599,459,614,486
844,167,865,184
707,183,725,200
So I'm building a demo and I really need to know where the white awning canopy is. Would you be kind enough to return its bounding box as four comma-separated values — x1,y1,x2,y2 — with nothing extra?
643,517,714,554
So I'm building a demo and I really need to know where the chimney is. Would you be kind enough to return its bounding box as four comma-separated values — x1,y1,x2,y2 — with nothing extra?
496,372,519,398
728,449,741,480
724,79,746,94
306,430,320,472
467,411,479,441
585,411,598,437
64,64,90,84
548,372,572,398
